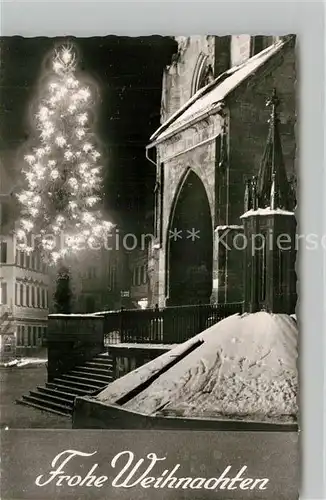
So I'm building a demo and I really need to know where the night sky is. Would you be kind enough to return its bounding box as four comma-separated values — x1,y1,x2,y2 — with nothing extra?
0,35,177,233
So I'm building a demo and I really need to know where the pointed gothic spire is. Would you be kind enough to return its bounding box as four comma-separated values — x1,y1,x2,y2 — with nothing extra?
256,89,295,211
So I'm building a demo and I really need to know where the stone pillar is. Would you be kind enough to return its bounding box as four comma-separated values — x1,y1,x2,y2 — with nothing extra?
241,210,297,314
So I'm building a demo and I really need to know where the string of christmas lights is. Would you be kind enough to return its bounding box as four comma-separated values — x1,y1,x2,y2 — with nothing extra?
16,45,113,264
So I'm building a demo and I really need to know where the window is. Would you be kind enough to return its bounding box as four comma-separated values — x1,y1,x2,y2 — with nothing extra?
41,288,45,308
31,286,35,307
191,53,213,95
21,326,26,346
30,254,34,270
111,267,116,290
0,202,10,228
27,326,32,345
26,254,30,268
37,287,40,308
0,282,7,305
20,284,24,306
17,326,21,346
32,327,37,346
85,296,95,313
137,266,142,286
257,234,267,302
278,248,286,295
87,266,97,279
26,285,30,307
15,283,18,305
142,265,147,284
0,241,7,263
20,251,25,267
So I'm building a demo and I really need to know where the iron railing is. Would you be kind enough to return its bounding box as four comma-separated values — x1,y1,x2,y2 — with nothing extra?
102,302,243,345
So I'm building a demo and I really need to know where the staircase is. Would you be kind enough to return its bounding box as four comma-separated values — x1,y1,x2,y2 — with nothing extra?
16,353,113,417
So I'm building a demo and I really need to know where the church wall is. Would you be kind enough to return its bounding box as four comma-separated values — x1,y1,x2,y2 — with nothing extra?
160,36,216,122
149,115,221,306
219,40,296,303
228,40,296,225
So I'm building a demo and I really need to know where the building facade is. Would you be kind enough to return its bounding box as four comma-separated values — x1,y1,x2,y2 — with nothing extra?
70,241,151,313
146,35,296,308
69,227,131,313
128,246,150,309
0,161,49,359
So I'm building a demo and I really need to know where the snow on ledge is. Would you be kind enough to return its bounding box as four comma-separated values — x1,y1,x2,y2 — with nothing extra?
240,207,295,219
215,225,243,231
107,343,177,350
48,313,104,318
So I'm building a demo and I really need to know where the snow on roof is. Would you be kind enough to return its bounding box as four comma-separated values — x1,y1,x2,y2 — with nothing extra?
149,40,286,145
240,207,295,219
94,312,298,423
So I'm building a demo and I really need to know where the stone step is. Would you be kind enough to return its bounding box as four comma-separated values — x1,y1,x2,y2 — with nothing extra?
76,365,113,375
60,374,109,387
45,382,95,396
53,376,104,391
94,353,112,360
16,398,70,417
70,369,113,381
29,390,74,407
90,358,113,366
37,386,77,401
20,394,72,414
16,351,114,417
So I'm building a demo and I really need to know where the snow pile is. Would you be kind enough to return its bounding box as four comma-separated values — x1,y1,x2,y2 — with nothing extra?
0,357,47,368
121,312,298,423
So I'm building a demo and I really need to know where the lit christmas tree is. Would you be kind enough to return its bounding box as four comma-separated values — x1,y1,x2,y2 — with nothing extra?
16,44,113,266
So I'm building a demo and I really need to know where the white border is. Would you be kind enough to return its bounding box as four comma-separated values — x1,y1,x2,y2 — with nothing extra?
1,2,325,499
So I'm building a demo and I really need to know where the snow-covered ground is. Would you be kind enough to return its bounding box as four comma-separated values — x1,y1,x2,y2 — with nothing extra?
95,312,298,424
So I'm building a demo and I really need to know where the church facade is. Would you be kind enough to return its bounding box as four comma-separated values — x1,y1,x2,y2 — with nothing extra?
146,35,296,308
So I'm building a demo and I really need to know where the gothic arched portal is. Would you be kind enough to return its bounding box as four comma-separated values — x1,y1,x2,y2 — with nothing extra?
166,169,213,306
